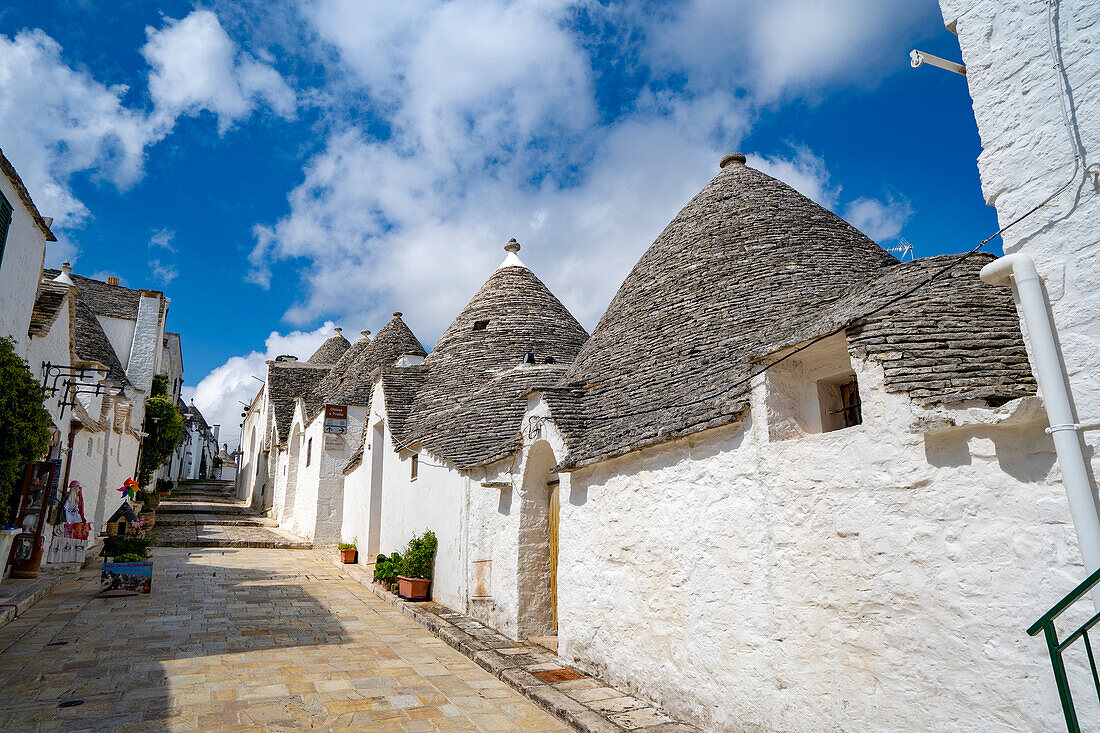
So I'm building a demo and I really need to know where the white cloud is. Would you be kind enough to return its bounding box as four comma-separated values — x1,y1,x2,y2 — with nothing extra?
647,0,936,101
748,147,840,209
0,30,161,231
250,91,748,338
0,10,295,266
843,194,913,242
149,228,176,251
184,321,337,448
142,9,296,131
148,259,178,285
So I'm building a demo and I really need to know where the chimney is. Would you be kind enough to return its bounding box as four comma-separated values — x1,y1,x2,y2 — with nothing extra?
107,276,120,286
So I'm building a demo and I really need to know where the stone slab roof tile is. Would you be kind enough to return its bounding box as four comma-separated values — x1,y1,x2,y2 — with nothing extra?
321,315,426,406
553,158,895,468
417,366,569,469
29,279,70,337
267,363,330,444
398,255,589,468
308,330,351,364
73,299,129,386
43,269,157,321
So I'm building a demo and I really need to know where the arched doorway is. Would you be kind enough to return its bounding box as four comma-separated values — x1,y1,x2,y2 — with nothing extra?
517,440,559,639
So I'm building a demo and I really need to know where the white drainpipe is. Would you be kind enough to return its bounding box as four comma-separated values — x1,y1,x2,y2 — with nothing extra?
981,254,1100,608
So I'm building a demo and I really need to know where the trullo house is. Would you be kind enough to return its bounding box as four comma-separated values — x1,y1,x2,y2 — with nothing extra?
240,153,1074,731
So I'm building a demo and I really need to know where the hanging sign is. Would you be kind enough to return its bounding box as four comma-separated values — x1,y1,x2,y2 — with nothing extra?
324,435,345,451
324,405,347,434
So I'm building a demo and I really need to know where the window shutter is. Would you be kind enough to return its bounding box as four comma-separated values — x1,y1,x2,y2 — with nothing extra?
0,191,12,268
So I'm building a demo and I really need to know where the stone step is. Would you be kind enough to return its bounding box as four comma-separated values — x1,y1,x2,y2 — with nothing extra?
156,517,277,527
157,504,254,515
155,537,313,549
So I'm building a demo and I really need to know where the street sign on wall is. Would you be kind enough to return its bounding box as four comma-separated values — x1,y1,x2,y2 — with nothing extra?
323,405,347,435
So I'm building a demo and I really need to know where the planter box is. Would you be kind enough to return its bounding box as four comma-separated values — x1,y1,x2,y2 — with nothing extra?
101,561,152,596
397,575,431,601
339,548,357,564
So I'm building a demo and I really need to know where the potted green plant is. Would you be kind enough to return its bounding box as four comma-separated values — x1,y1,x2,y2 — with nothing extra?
138,492,156,528
396,530,436,601
101,535,153,595
338,541,357,563
374,552,398,590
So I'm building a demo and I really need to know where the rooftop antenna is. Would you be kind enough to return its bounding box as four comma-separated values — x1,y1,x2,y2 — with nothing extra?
887,238,914,262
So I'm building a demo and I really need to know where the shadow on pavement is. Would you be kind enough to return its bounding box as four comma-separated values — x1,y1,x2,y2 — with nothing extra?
0,547,351,730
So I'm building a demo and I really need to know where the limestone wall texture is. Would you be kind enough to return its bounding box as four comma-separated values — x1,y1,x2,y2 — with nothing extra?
940,0,1099,497
554,357,1077,731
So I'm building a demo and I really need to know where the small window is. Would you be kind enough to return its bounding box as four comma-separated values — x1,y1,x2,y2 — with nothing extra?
411,453,419,481
0,191,12,268
819,376,862,431
306,438,312,466
472,319,489,331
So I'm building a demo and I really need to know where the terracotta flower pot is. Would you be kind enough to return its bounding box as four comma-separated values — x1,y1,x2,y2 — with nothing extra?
397,576,431,601
140,512,156,529
339,548,357,564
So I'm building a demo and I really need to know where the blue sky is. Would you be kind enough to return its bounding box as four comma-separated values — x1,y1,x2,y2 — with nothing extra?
0,1,992,445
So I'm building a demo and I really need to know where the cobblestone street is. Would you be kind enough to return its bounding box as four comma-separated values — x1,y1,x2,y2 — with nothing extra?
0,547,573,732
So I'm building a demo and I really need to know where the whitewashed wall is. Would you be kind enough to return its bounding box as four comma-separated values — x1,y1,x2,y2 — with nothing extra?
97,316,137,375
940,0,1100,527
282,405,363,545
364,379,470,611
0,173,47,356
546,355,1075,731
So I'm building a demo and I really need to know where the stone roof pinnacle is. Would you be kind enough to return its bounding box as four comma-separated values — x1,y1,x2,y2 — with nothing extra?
53,261,75,286
498,238,527,270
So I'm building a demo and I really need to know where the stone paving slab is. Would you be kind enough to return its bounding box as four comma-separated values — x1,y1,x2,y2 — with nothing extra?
326,555,702,733
151,523,312,549
0,548,574,732
0,577,60,631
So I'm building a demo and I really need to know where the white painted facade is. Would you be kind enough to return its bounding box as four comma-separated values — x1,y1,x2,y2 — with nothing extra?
526,351,1073,731
0,163,51,357
939,2,1099,538
278,403,364,545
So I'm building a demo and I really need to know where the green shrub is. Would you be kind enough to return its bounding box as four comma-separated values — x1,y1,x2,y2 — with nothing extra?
104,535,151,560
0,337,52,519
113,553,147,563
137,384,185,488
337,541,356,551
398,530,437,579
374,552,401,583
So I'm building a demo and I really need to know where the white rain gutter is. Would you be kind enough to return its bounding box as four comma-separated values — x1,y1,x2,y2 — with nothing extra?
981,254,1100,608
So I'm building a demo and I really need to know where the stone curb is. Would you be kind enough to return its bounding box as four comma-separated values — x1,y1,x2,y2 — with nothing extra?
325,555,700,733
0,575,61,630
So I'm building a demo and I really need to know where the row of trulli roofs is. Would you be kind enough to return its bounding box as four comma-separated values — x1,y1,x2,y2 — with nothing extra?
236,153,1068,730
0,147,218,569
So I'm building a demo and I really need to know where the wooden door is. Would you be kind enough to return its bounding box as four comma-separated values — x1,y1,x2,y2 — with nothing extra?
549,483,559,631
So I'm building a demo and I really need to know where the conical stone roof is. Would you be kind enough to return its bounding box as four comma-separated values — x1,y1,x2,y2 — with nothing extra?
413,246,589,418
390,242,589,465
307,329,351,364
549,154,897,466
322,315,426,406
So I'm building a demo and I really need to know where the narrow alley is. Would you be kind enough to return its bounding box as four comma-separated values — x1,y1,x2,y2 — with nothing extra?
0,482,575,731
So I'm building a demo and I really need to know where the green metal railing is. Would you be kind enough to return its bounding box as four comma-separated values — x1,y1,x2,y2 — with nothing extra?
1028,566,1100,732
